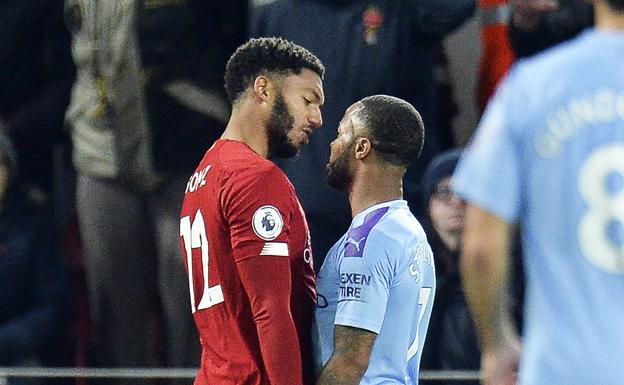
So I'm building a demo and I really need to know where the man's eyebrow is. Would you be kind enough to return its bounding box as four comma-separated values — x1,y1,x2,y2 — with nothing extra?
306,88,324,106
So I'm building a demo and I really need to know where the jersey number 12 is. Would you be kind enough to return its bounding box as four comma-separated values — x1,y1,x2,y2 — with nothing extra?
180,209,224,313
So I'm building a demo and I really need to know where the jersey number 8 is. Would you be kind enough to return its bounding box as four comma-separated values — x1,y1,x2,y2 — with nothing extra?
578,144,624,274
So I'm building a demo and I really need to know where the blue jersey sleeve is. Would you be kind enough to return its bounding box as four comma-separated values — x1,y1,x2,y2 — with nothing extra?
334,229,398,334
453,68,524,223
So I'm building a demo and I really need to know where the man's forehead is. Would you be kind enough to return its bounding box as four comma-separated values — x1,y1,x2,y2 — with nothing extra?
339,102,365,134
345,102,364,116
345,102,365,127
285,69,323,94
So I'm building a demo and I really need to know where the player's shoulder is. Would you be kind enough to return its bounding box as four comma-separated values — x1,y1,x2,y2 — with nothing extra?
373,204,424,238
367,203,427,254
487,31,598,135
214,140,270,168
216,140,290,185
511,29,596,87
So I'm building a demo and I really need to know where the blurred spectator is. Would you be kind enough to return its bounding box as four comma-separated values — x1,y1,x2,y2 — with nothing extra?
0,130,69,385
419,148,524,384
418,149,480,385
433,44,460,151
0,0,75,196
251,0,475,264
476,0,515,113
509,0,593,58
477,0,593,113
63,0,246,383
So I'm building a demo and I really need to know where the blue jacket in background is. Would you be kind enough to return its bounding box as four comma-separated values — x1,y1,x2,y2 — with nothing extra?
0,193,69,364
0,131,69,365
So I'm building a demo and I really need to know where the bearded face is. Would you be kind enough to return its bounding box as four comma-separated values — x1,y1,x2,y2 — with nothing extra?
266,93,298,159
326,140,355,191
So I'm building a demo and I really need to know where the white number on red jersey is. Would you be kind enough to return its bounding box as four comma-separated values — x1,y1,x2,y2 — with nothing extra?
180,209,224,312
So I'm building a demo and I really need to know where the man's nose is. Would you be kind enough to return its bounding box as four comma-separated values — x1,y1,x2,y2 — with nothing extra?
308,107,322,129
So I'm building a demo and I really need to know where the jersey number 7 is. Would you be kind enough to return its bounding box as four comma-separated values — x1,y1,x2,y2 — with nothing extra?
406,286,433,361
180,209,225,313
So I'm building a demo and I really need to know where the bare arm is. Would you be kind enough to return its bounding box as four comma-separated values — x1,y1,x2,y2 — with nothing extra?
461,204,520,385
316,325,377,385
461,204,515,348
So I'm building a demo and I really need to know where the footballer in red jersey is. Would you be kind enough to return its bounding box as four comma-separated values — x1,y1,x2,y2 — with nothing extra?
179,38,324,385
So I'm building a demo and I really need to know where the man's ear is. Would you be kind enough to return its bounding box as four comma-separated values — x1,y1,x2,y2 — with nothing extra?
354,137,373,160
253,75,271,102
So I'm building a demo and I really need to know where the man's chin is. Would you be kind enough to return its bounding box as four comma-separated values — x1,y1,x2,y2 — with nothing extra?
326,174,347,191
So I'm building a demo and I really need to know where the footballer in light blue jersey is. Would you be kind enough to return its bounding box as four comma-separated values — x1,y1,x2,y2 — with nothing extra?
314,94,434,385
316,200,435,385
454,24,624,385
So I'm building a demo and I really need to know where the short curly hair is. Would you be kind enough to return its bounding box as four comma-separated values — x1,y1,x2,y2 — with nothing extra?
357,95,424,167
224,37,325,104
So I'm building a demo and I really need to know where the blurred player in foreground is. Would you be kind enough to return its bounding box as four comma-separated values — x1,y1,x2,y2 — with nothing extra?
179,37,324,385
315,95,435,385
454,1,624,384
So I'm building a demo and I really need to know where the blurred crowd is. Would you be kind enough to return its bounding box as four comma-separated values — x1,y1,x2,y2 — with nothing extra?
0,0,592,384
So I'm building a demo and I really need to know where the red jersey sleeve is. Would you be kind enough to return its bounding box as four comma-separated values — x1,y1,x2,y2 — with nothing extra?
237,257,302,385
221,163,304,385
222,164,296,262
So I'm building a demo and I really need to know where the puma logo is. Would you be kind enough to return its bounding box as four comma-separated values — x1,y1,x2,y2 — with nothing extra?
345,236,366,252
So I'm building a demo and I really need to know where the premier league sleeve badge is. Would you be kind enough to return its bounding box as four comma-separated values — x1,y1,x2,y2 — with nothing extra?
252,206,284,241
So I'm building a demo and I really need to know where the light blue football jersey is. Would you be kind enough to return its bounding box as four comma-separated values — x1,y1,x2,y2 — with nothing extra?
314,200,435,385
453,29,624,385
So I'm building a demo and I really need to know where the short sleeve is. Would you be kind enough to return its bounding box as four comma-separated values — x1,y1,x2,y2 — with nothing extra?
452,68,523,223
222,165,296,262
334,230,397,334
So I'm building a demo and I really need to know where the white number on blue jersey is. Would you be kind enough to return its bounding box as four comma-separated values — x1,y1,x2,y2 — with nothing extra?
578,144,624,274
406,286,433,361
180,209,225,312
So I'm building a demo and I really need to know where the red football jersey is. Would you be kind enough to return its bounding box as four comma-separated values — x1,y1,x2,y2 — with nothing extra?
179,140,316,385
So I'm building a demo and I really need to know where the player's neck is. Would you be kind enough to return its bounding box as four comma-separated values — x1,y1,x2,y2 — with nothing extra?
348,166,404,218
221,105,270,158
595,2,624,31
